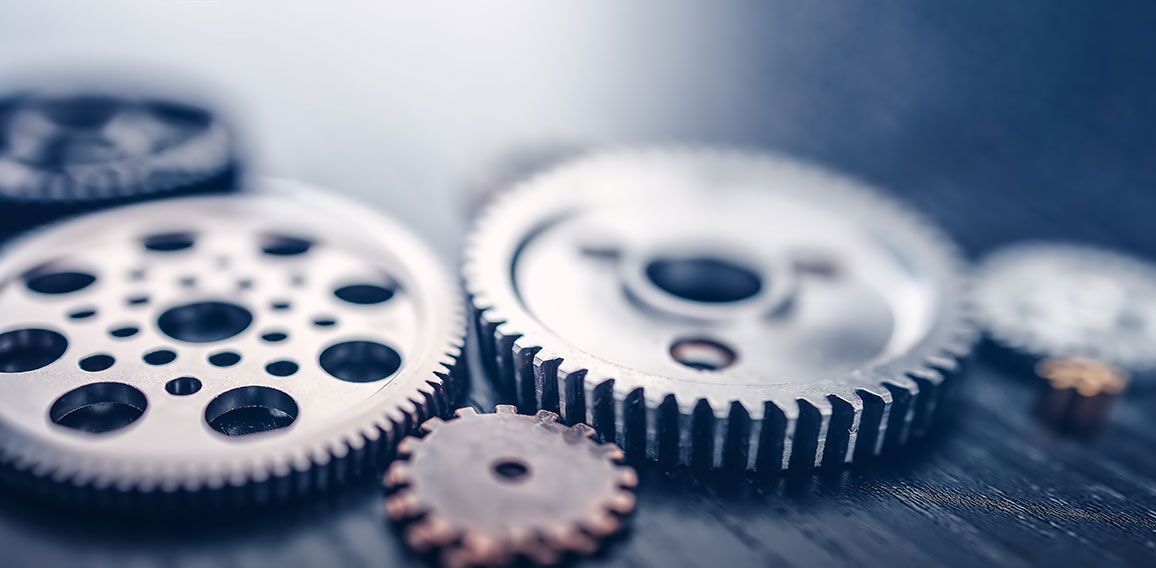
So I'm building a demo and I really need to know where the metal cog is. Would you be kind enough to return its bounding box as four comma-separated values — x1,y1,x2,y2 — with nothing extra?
975,242,1156,372
463,147,976,471
0,180,463,509
0,90,239,239
385,405,637,567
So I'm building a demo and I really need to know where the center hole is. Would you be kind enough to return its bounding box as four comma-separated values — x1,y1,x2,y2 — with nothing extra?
157,301,253,343
491,459,531,483
645,256,762,303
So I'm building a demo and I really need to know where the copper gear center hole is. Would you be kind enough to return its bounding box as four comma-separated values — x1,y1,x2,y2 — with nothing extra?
491,458,531,483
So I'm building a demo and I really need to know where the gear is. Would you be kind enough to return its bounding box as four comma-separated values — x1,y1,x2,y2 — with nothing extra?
0,90,238,238
975,242,1156,372
463,148,975,470
385,405,637,567
0,180,462,509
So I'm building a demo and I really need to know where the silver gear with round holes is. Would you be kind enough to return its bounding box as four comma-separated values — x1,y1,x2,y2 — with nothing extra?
0,180,462,508
463,148,976,471
975,242,1156,372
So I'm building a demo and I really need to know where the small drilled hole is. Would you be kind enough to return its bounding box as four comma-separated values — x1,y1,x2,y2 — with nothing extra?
261,331,288,342
312,317,337,327
265,360,299,377
166,376,201,396
79,354,115,372
670,338,737,371
261,234,313,256
208,351,241,367
127,295,149,306
69,308,97,320
237,279,253,290
143,232,195,252
334,283,395,305
50,382,146,434
25,270,97,295
143,349,176,365
492,459,531,483
179,276,197,288
271,301,291,311
109,325,139,338
0,329,68,373
205,386,298,437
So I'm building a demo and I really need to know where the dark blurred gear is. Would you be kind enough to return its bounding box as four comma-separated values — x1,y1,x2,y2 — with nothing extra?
463,148,975,471
975,242,1156,373
0,180,462,510
0,91,239,238
1035,357,1128,438
385,405,637,567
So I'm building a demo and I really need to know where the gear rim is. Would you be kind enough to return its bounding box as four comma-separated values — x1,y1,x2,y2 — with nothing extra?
0,180,464,508
463,147,977,470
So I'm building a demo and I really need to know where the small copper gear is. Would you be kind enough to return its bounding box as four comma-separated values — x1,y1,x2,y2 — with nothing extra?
385,405,638,567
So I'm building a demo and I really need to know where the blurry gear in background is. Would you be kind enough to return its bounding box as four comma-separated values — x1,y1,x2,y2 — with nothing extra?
385,406,637,567
0,181,462,509
975,242,1156,373
0,90,239,238
1034,358,1128,438
463,148,975,471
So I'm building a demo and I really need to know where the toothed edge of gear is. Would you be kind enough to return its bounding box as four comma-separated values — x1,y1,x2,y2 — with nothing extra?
385,406,638,567
0,186,468,511
974,241,1156,371
462,147,978,471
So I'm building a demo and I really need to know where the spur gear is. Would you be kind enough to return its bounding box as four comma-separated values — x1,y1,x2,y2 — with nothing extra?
975,242,1156,372
0,180,462,508
463,148,975,470
0,90,238,238
385,405,637,567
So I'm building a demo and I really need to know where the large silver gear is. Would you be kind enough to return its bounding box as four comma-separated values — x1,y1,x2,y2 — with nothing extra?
0,180,462,508
463,148,976,470
975,242,1156,372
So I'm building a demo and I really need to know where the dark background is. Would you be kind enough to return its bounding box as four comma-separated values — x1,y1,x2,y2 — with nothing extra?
1,1,1154,566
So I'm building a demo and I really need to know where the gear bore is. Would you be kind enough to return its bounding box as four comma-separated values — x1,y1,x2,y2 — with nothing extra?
463,148,976,470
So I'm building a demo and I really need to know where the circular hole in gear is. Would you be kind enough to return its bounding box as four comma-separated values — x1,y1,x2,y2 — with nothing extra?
0,329,68,373
670,338,738,371
142,232,195,252
265,360,298,377
334,283,395,305
24,270,97,295
109,325,139,338
645,256,762,303
157,301,253,343
143,349,177,366
69,308,97,320
319,340,402,383
312,317,337,327
49,382,147,434
261,331,288,343
79,354,115,372
491,459,531,483
165,376,202,396
208,351,241,367
261,234,313,256
205,386,298,437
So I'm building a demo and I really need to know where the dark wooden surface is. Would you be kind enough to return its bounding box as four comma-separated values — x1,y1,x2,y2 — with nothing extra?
1,2,1154,566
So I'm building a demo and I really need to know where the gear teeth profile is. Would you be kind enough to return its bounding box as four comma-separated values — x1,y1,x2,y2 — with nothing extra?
386,406,637,567
463,147,977,472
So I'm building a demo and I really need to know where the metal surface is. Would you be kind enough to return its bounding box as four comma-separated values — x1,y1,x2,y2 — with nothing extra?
0,181,462,506
465,149,976,470
975,242,1156,372
386,405,637,567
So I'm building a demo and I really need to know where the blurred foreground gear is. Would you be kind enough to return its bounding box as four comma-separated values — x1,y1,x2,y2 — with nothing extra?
975,242,1156,372
1034,357,1128,438
0,180,462,509
0,90,239,238
463,148,975,471
385,406,637,567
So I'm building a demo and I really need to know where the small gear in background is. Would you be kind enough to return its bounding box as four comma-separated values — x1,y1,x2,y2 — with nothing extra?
385,406,637,567
0,181,462,509
975,242,1156,373
1034,358,1128,438
464,148,975,472
0,90,240,239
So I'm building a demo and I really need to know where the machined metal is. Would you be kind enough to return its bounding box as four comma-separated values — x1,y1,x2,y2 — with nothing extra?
0,180,462,507
975,242,1156,372
464,148,976,470
386,406,637,567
